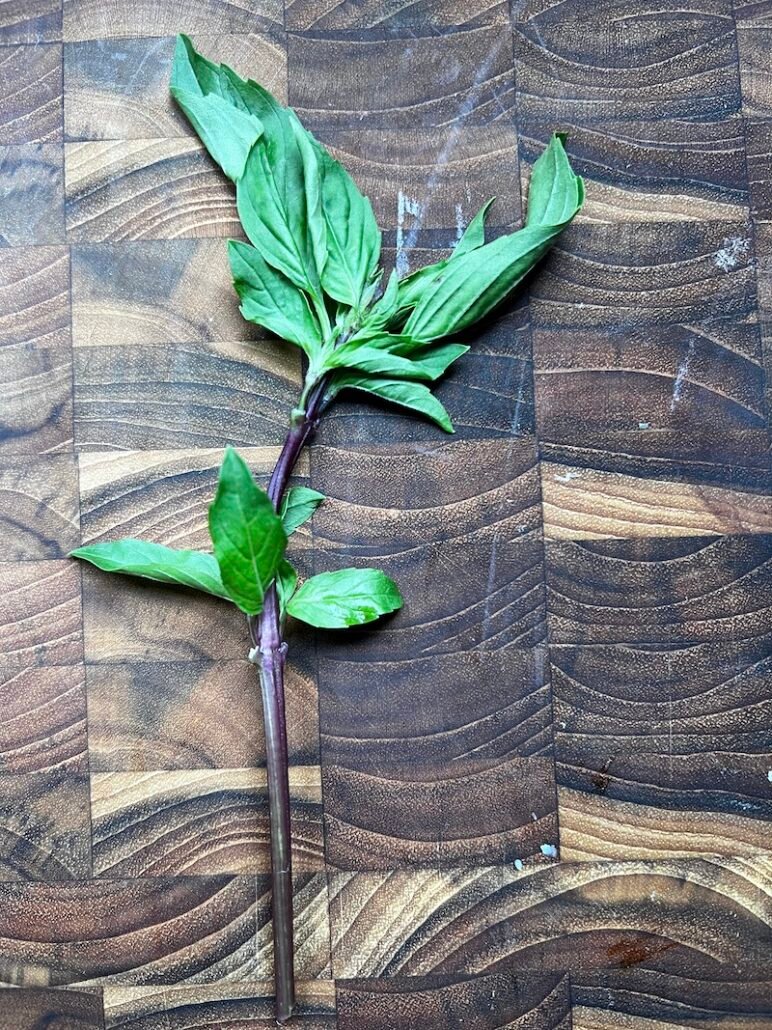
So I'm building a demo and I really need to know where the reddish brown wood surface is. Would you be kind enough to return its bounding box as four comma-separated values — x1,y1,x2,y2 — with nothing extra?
0,0,770,1026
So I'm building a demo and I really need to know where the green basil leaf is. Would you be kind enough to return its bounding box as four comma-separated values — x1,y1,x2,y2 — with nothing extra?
275,558,299,616
170,35,264,182
280,486,326,535
526,133,584,227
286,568,402,628
71,539,231,600
208,447,287,616
327,342,434,381
453,197,495,258
291,118,328,281
404,223,564,343
229,239,322,357
409,343,469,379
315,146,381,310
338,336,468,380
331,373,454,432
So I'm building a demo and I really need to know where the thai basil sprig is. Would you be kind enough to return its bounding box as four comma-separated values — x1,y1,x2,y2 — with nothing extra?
71,34,584,1024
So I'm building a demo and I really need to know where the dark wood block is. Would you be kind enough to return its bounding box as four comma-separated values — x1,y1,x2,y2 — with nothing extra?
86,656,320,772
255,873,331,980
319,649,554,773
747,119,772,218
91,767,323,876
78,446,307,554
0,988,103,1030
0,44,62,144
540,449,772,541
0,665,87,774
73,341,299,450
81,570,250,663
0,345,72,455
532,320,767,466
0,245,70,349
571,970,772,1029
530,221,757,330
554,639,771,859
737,27,772,116
0,771,90,879
62,0,282,41
323,756,558,870
65,140,241,242
514,0,746,221
545,534,772,646
288,26,514,130
0,561,82,674
70,240,276,347
734,0,772,24
306,127,521,247
337,973,571,1030
286,0,507,31
310,438,546,659
103,981,336,1029
64,33,287,141
0,143,64,245
329,859,772,978
0,0,60,43
0,456,79,560
0,875,258,984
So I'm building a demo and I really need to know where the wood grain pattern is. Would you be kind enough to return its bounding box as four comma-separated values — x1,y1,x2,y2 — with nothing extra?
328,858,772,979
64,33,287,140
737,28,772,117
0,665,87,774
0,988,104,1030
0,0,60,44
0,143,64,245
86,655,321,772
0,455,79,559
103,981,336,1029
285,0,508,32
0,561,82,674
336,973,571,1030
747,120,772,219
571,970,772,1029
288,26,514,131
513,0,747,222
91,767,323,875
544,534,772,646
0,345,72,455
0,44,61,144
0,771,90,879
0,245,70,349
62,0,283,41
323,757,558,870
70,239,283,348
65,140,241,242
311,438,546,659
553,639,771,860
73,341,299,450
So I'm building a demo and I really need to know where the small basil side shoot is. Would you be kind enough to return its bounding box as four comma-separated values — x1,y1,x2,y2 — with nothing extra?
71,34,584,1028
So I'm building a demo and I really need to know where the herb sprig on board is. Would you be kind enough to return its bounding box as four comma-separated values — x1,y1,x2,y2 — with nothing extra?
71,35,583,1024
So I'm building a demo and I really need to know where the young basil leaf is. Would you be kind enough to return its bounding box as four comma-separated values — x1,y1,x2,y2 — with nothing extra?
208,447,287,616
286,568,402,628
314,145,381,311
291,118,328,281
326,342,435,381
280,487,326,536
408,343,469,379
229,240,323,358
330,373,454,432
453,197,495,258
275,558,299,616
526,133,584,227
70,539,231,600
170,35,264,182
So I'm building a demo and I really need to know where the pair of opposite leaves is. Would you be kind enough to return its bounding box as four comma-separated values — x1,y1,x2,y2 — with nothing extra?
72,37,584,627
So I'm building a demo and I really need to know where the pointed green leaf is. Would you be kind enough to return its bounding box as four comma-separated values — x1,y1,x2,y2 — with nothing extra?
280,487,326,535
208,447,287,616
453,197,495,258
275,558,299,616
229,239,322,357
331,373,454,432
170,36,263,182
525,133,584,227
286,568,402,628
327,342,434,381
71,539,231,600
